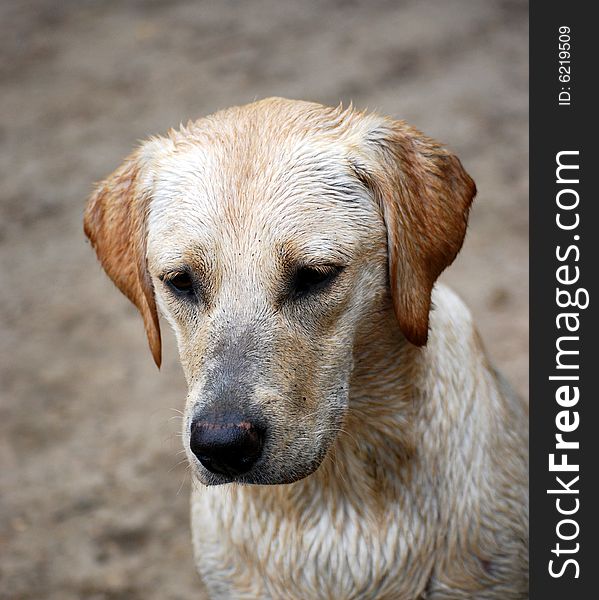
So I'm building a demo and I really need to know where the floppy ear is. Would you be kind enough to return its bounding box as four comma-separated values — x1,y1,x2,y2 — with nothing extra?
351,119,476,346
84,149,162,367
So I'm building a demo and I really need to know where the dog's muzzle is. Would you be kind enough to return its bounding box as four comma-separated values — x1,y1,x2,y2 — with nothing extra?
189,414,265,478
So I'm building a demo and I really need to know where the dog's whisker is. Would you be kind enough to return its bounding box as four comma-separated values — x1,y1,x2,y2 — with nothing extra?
168,457,190,473
176,467,191,497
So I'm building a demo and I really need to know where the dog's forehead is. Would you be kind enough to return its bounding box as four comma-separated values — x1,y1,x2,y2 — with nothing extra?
146,131,379,263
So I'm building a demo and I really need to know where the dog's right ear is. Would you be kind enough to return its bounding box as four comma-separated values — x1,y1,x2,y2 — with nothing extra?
84,149,162,368
349,117,476,347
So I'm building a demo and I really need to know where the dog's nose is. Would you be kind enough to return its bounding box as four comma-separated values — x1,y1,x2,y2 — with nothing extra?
190,416,264,477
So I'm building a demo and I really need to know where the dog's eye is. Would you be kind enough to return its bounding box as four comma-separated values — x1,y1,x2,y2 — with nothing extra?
292,265,343,297
166,272,194,295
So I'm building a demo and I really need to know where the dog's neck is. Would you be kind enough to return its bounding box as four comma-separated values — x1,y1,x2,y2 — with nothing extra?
308,308,422,504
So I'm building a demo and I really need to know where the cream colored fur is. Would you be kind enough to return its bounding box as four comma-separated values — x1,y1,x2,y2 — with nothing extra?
84,98,528,599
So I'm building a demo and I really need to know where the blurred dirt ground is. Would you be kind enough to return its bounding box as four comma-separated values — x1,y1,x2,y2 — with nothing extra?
0,1,528,598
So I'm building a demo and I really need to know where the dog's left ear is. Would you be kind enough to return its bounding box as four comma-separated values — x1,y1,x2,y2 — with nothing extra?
84,149,162,367
350,118,476,346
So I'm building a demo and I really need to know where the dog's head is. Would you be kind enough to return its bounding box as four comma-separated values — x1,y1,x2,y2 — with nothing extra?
84,98,475,485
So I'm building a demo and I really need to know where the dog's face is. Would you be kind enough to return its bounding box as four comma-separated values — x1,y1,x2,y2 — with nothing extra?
145,125,389,484
84,98,475,485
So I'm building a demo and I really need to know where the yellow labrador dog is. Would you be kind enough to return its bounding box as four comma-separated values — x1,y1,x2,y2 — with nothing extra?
84,98,528,599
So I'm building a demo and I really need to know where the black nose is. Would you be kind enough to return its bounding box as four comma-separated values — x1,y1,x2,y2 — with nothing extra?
189,415,265,477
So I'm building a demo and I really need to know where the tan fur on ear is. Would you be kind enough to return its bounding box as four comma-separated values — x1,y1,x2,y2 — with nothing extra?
352,120,476,346
84,150,162,367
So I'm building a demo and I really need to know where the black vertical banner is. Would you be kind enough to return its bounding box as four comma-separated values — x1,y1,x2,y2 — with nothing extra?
530,2,598,597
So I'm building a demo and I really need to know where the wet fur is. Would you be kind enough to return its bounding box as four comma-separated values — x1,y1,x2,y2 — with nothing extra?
85,98,528,598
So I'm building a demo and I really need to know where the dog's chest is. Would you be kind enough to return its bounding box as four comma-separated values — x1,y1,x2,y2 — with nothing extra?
191,485,431,600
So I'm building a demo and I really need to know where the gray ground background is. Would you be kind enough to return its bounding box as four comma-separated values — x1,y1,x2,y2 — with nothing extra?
0,1,528,598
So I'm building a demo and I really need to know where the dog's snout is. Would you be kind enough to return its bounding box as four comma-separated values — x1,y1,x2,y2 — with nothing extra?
190,415,264,478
